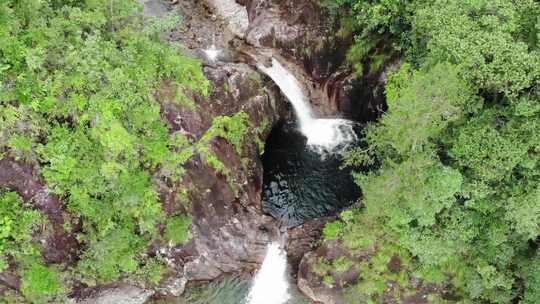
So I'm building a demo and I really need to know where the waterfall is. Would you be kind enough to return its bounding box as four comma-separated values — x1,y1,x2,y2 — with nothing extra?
257,59,315,130
257,58,357,154
244,58,358,304
245,242,290,304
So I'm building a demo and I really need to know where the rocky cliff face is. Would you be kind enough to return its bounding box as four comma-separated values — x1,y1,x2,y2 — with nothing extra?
72,0,392,302
241,0,387,122
156,0,385,302
158,63,286,287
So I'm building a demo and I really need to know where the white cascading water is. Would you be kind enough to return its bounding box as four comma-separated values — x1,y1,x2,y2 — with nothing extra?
258,58,357,155
246,242,290,304
204,44,221,61
246,58,358,304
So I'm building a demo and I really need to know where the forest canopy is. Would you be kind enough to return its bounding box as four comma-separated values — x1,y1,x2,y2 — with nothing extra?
324,0,540,303
0,0,209,302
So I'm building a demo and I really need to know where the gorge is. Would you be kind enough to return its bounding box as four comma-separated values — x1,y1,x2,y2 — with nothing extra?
148,0,370,303
2,0,538,303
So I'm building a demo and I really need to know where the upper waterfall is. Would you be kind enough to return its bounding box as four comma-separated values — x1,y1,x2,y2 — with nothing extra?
257,58,357,154
257,58,315,130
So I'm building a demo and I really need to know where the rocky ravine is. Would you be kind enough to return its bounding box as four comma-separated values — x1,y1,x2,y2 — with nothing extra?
124,0,390,303
25,0,390,302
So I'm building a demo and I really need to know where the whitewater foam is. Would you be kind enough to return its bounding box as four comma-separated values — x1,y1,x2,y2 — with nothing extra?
257,58,357,155
246,242,290,304
204,44,221,61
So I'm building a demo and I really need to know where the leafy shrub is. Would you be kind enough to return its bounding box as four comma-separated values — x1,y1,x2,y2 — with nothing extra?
20,262,63,302
0,191,43,271
164,215,192,246
322,220,344,240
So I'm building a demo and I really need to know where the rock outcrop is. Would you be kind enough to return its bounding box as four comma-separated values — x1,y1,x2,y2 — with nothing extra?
240,0,390,122
154,62,288,295
297,240,364,304
205,0,249,38
69,284,154,304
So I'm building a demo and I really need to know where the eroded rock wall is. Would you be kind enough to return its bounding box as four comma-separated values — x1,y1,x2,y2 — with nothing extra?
160,63,287,286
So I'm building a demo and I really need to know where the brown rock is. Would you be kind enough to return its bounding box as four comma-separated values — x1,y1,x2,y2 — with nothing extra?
0,157,78,264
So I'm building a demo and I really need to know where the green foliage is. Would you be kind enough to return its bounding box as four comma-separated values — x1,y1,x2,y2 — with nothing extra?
340,1,540,302
199,112,250,155
138,257,166,285
344,242,412,303
366,62,477,157
164,215,192,246
0,191,62,302
0,0,209,293
195,111,261,194
332,256,354,273
20,262,64,302
359,153,463,228
0,191,44,271
322,220,344,240
0,290,27,304
412,0,540,97
323,275,335,286
77,227,146,283
313,258,333,276
520,253,540,304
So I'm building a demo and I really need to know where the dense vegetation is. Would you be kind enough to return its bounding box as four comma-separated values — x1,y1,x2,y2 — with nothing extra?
320,0,539,303
0,0,223,302
1,0,538,303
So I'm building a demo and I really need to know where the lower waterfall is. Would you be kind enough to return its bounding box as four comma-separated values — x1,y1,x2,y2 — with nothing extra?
246,243,290,304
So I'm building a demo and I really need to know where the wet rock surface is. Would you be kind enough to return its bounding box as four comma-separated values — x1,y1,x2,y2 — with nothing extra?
241,0,389,122
69,284,154,304
153,58,289,295
205,0,249,38
141,0,169,17
286,217,335,276
143,1,372,302
151,9,291,290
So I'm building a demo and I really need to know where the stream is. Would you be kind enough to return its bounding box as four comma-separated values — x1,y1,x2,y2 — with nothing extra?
169,56,360,304
246,57,359,303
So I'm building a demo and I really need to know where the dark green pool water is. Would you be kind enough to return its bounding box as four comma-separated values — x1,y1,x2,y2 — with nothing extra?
262,121,362,226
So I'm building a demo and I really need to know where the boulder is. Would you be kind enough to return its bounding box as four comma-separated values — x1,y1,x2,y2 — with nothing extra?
69,284,154,304
204,0,249,38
